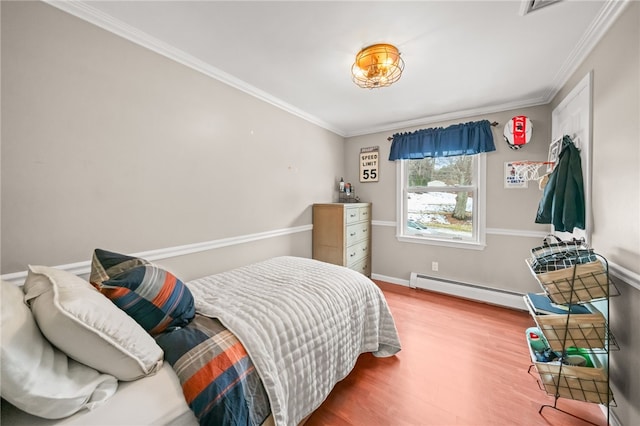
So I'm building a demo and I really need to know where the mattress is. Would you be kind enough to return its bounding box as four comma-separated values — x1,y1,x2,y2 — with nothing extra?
0,364,198,426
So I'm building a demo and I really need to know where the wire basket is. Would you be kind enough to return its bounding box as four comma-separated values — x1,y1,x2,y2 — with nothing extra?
527,344,614,405
534,363,613,404
526,258,618,304
524,296,610,351
338,189,359,203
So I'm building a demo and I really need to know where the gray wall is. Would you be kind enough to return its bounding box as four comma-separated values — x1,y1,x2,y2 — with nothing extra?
345,3,639,424
2,1,638,424
550,3,639,425
345,105,553,294
1,1,344,278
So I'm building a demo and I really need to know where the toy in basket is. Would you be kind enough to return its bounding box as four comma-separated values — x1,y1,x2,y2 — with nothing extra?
524,294,608,351
530,348,612,404
525,328,611,404
526,327,559,362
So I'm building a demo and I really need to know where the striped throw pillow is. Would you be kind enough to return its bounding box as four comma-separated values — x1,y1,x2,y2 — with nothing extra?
90,248,150,288
90,249,195,335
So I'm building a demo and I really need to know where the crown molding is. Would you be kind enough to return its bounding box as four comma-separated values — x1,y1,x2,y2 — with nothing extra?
542,0,632,102
350,0,631,138
43,0,630,139
43,0,346,137
344,96,549,138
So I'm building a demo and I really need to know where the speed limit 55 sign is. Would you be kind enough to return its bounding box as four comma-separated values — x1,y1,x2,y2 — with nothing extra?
359,146,379,183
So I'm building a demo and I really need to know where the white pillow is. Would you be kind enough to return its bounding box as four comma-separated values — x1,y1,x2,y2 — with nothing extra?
23,265,164,381
1,280,117,419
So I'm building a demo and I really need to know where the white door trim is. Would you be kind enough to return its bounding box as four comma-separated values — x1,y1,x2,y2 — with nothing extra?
551,71,593,244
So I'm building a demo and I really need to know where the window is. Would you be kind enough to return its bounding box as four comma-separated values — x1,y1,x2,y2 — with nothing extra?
396,154,486,249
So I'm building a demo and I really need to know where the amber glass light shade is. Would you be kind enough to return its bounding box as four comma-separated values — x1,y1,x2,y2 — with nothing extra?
351,43,404,89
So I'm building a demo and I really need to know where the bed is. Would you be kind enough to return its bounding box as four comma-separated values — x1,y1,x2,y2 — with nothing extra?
1,364,198,426
1,255,401,426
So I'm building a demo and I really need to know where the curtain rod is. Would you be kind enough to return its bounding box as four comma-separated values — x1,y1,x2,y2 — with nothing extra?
387,121,499,141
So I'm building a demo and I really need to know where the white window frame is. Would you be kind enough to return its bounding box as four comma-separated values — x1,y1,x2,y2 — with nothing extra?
395,154,487,250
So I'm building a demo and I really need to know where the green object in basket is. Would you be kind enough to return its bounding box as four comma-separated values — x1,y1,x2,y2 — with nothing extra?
566,347,594,367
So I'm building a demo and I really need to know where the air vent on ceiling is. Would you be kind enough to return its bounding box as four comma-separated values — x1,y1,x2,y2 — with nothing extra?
519,0,562,16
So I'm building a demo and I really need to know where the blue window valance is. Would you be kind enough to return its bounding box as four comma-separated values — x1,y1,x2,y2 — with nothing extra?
388,119,496,160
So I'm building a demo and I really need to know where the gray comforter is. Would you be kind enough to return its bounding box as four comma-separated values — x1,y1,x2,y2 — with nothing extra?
186,256,401,426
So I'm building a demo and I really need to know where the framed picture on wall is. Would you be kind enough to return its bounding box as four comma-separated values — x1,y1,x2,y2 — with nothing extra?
504,162,528,189
359,146,379,182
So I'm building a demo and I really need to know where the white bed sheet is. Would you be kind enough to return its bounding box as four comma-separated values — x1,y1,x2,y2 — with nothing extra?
1,363,197,426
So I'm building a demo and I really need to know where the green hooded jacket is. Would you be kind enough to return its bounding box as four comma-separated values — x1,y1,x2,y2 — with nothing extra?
535,136,585,232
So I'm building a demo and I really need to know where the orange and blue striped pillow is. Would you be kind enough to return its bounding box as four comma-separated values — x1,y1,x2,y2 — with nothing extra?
90,249,195,336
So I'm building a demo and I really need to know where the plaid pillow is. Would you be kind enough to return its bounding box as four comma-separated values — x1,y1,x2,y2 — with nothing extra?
529,236,596,273
90,248,150,288
90,249,195,335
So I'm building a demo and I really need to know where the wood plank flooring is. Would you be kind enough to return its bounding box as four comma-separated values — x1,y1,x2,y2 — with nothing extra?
306,281,609,426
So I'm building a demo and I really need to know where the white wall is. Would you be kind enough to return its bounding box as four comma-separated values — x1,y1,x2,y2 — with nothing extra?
344,3,639,424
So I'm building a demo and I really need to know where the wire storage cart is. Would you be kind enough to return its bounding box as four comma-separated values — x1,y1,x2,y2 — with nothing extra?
524,252,620,425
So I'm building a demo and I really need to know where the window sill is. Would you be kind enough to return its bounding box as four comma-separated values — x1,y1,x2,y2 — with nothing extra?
396,234,486,250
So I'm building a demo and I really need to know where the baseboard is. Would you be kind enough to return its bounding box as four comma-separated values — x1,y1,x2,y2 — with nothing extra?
370,273,410,287
609,260,640,292
602,404,622,426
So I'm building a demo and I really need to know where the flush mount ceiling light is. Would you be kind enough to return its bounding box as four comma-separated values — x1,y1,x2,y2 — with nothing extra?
351,43,404,89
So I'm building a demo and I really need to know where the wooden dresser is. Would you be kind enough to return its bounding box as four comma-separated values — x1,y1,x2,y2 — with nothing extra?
312,203,371,276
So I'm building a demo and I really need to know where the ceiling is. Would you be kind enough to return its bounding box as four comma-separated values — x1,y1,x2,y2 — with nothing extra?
47,1,627,137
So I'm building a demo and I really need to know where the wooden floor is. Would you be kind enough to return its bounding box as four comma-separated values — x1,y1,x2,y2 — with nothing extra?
306,281,609,426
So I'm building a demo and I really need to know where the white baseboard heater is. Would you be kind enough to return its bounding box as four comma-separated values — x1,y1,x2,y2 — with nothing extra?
409,273,527,311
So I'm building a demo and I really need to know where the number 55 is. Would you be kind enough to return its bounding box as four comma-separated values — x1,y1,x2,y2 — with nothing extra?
362,169,377,180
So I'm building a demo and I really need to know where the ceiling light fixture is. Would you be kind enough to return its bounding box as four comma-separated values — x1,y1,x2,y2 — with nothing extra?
351,43,404,89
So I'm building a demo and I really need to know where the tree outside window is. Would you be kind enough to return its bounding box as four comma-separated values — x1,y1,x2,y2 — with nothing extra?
398,154,486,248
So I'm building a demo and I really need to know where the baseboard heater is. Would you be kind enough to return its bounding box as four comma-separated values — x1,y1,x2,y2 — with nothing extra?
410,273,527,311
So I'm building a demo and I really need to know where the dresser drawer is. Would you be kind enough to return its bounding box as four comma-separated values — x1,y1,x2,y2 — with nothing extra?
349,258,371,276
346,222,369,246
358,206,370,222
346,240,369,266
345,206,361,224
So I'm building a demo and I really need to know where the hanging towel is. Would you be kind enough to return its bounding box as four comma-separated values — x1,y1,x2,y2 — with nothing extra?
535,136,585,232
